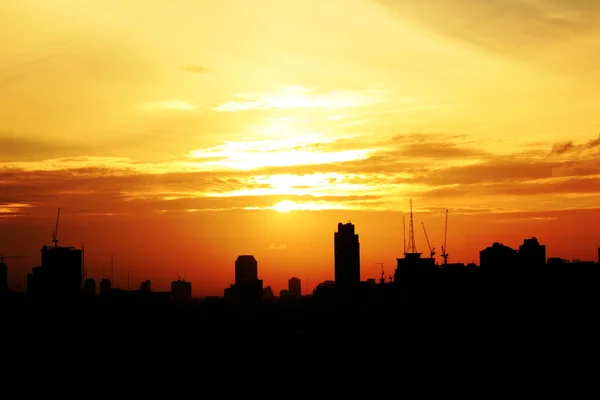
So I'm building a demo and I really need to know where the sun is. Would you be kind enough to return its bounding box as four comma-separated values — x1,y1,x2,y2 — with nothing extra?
273,200,296,212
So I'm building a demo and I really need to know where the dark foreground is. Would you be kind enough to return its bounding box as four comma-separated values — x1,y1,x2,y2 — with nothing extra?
3,300,599,399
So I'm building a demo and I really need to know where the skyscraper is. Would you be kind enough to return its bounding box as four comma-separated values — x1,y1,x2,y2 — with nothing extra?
334,222,360,295
288,277,301,297
235,255,258,285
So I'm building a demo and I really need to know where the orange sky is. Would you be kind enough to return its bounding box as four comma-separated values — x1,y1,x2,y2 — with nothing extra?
1,0,600,296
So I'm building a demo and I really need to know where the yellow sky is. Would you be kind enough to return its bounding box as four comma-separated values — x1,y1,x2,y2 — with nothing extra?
2,0,600,294
2,0,600,220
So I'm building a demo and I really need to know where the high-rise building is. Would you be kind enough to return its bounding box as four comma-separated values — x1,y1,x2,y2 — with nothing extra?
99,278,112,296
171,279,192,302
235,255,258,285
0,259,7,295
288,277,301,297
224,255,263,303
27,245,82,299
84,278,96,296
518,237,546,267
334,223,360,294
140,280,151,292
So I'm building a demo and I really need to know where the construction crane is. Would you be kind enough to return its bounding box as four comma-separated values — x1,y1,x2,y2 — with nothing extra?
376,262,385,284
0,254,28,264
52,207,61,248
441,209,449,265
421,222,435,259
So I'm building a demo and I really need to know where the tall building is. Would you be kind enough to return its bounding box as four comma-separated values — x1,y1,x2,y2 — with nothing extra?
99,278,112,296
140,280,151,292
480,242,518,269
518,237,546,267
27,245,82,299
0,259,7,295
334,223,360,293
288,277,301,297
84,278,96,296
235,255,258,285
224,255,263,303
171,279,192,303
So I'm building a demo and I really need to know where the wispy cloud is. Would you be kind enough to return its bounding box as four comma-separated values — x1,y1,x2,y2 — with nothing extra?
213,86,389,112
548,133,600,156
138,100,196,112
185,134,375,170
2,132,600,218
267,243,288,250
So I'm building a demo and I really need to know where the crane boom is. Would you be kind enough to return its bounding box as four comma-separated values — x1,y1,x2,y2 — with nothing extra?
0,254,27,263
441,209,449,265
52,207,61,248
421,222,435,259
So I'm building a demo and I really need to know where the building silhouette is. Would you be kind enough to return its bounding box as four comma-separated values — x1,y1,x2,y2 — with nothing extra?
334,223,360,298
140,280,151,292
518,237,546,267
235,255,258,285
27,244,82,300
224,255,263,303
480,242,519,270
288,277,301,297
84,278,96,296
263,285,274,300
0,259,7,295
100,278,112,296
171,279,192,303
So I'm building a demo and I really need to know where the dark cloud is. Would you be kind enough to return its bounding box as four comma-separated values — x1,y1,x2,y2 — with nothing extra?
0,134,90,162
0,167,383,217
548,134,600,156
414,176,600,200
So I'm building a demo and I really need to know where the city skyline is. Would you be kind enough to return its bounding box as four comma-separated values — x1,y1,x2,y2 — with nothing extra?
2,209,597,297
2,1,600,295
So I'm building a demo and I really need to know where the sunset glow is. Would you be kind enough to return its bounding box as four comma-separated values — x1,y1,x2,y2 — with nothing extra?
2,0,600,297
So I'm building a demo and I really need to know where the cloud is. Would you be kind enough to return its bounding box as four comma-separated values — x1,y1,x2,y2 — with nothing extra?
213,86,389,112
182,66,209,74
138,100,196,112
2,130,600,219
0,203,32,218
267,243,287,250
548,134,600,156
376,0,600,58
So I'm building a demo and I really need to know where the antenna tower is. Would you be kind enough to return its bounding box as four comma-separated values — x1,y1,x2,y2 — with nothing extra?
403,216,406,253
111,254,114,285
406,199,417,253
376,262,385,284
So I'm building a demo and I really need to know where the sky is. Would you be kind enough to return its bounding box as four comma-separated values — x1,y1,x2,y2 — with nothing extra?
1,0,600,296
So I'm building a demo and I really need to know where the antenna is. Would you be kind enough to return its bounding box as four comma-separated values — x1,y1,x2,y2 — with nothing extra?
81,243,85,288
111,254,114,285
403,216,406,253
184,270,187,280
376,262,385,284
407,199,417,253
52,208,61,248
